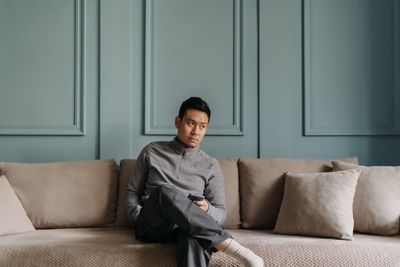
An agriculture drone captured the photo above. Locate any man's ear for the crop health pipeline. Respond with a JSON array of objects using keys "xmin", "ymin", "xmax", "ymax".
[{"xmin": 175, "ymin": 116, "xmax": 181, "ymax": 129}]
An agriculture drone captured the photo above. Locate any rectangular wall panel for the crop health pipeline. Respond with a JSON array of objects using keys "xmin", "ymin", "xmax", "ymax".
[
  {"xmin": 0, "ymin": 0, "xmax": 99, "ymax": 163},
  {"xmin": 259, "ymin": 0, "xmax": 400, "ymax": 165},
  {"xmin": 0, "ymin": 0, "xmax": 85, "ymax": 135},
  {"xmin": 144, "ymin": 0, "xmax": 243, "ymax": 135},
  {"xmin": 304, "ymin": 0, "xmax": 400, "ymax": 135}
]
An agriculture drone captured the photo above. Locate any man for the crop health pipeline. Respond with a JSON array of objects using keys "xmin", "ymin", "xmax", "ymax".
[{"xmin": 126, "ymin": 97, "xmax": 263, "ymax": 267}]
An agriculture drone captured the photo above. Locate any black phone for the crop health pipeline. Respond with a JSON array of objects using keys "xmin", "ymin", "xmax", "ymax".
[{"xmin": 188, "ymin": 193, "xmax": 205, "ymax": 201}]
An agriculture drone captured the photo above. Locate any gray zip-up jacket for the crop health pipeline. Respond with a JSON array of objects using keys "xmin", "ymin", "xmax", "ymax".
[{"xmin": 126, "ymin": 138, "xmax": 226, "ymax": 225}]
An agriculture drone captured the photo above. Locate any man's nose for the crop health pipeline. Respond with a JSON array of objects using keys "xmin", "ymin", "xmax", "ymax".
[{"xmin": 191, "ymin": 125, "xmax": 200, "ymax": 135}]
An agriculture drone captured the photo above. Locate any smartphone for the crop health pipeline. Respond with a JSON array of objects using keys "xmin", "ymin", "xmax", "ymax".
[{"xmin": 188, "ymin": 193, "xmax": 205, "ymax": 201}]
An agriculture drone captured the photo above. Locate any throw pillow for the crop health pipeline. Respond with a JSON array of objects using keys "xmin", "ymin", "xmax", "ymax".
[
  {"xmin": 0, "ymin": 175, "xmax": 35, "ymax": 236},
  {"xmin": 332, "ymin": 161, "xmax": 400, "ymax": 235},
  {"xmin": 274, "ymin": 169, "xmax": 361, "ymax": 240}
]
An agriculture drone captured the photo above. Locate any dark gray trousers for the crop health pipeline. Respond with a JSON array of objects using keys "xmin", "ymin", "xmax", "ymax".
[{"xmin": 135, "ymin": 185, "xmax": 232, "ymax": 267}]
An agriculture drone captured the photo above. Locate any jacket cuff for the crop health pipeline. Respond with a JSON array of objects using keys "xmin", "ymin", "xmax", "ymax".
[
  {"xmin": 206, "ymin": 203, "xmax": 222, "ymax": 224},
  {"xmin": 132, "ymin": 206, "xmax": 142, "ymax": 222}
]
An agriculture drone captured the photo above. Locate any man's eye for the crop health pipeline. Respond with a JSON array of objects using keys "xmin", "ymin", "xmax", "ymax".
[{"xmin": 200, "ymin": 125, "xmax": 206, "ymax": 129}]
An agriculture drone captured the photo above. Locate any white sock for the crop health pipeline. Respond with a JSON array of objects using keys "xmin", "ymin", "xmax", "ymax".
[{"xmin": 223, "ymin": 239, "xmax": 264, "ymax": 267}]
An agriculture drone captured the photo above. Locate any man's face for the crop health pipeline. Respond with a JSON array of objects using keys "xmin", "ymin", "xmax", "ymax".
[{"xmin": 175, "ymin": 109, "xmax": 209, "ymax": 148}]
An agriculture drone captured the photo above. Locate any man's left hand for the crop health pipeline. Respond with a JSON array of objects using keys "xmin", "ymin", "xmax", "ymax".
[{"xmin": 193, "ymin": 199, "xmax": 209, "ymax": 212}]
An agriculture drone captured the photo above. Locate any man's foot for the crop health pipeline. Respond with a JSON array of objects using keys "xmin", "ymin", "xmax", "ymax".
[{"xmin": 223, "ymin": 239, "xmax": 264, "ymax": 267}]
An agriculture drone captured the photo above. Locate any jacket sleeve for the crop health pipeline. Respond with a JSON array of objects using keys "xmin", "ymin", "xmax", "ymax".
[
  {"xmin": 204, "ymin": 159, "xmax": 227, "ymax": 225},
  {"xmin": 126, "ymin": 147, "xmax": 149, "ymax": 225}
]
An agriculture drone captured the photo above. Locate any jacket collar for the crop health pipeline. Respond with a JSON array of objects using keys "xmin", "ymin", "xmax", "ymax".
[{"xmin": 169, "ymin": 137, "xmax": 199, "ymax": 156}]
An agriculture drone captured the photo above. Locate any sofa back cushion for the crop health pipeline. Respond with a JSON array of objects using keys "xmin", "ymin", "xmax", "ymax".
[
  {"xmin": 217, "ymin": 158, "xmax": 241, "ymax": 228},
  {"xmin": 115, "ymin": 159, "xmax": 135, "ymax": 227},
  {"xmin": 116, "ymin": 158, "xmax": 241, "ymax": 229},
  {"xmin": 238, "ymin": 157, "xmax": 358, "ymax": 229},
  {"xmin": 0, "ymin": 160, "xmax": 118, "ymax": 229}
]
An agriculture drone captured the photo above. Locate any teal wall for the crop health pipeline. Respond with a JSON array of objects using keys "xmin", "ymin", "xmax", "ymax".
[
  {"xmin": 1, "ymin": 0, "xmax": 399, "ymax": 165},
  {"xmin": 0, "ymin": 0, "xmax": 99, "ymax": 162},
  {"xmin": 259, "ymin": 0, "xmax": 400, "ymax": 165}
]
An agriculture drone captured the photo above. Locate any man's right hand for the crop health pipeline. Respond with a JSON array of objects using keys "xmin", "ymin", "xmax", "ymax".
[{"xmin": 193, "ymin": 199, "xmax": 209, "ymax": 212}]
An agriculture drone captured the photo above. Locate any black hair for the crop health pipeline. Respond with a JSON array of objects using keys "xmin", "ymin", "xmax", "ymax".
[{"xmin": 178, "ymin": 97, "xmax": 211, "ymax": 122}]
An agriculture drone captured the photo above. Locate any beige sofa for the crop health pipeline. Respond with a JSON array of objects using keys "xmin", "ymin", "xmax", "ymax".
[{"xmin": 1, "ymin": 157, "xmax": 399, "ymax": 266}]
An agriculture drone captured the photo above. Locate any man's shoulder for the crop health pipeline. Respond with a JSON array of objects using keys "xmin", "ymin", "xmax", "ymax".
[
  {"xmin": 143, "ymin": 141, "xmax": 170, "ymax": 151},
  {"xmin": 137, "ymin": 141, "xmax": 171, "ymax": 158}
]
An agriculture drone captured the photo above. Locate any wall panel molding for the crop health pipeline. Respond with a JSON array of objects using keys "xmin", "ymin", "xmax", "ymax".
[
  {"xmin": 303, "ymin": 0, "xmax": 400, "ymax": 136},
  {"xmin": 144, "ymin": 0, "xmax": 244, "ymax": 136},
  {"xmin": 0, "ymin": 0, "xmax": 86, "ymax": 136}
]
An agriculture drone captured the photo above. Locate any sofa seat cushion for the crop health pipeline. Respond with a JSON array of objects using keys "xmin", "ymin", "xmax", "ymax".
[
  {"xmin": 1, "ymin": 228, "xmax": 399, "ymax": 267},
  {"xmin": 0, "ymin": 228, "xmax": 234, "ymax": 267},
  {"xmin": 0, "ymin": 228, "xmax": 176, "ymax": 267},
  {"xmin": 227, "ymin": 230, "xmax": 400, "ymax": 267}
]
